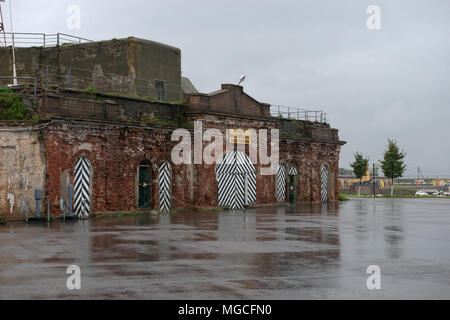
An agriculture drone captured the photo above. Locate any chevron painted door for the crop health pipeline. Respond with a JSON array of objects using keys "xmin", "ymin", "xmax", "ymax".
[
  {"xmin": 277, "ymin": 165, "xmax": 287, "ymax": 202},
  {"xmin": 216, "ymin": 151, "xmax": 256, "ymax": 210},
  {"xmin": 321, "ymin": 164, "xmax": 329, "ymax": 203},
  {"xmin": 158, "ymin": 161, "xmax": 172, "ymax": 212},
  {"xmin": 74, "ymin": 157, "xmax": 92, "ymax": 218}
]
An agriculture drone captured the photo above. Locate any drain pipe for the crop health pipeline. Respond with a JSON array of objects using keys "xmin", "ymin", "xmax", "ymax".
[{"xmin": 47, "ymin": 199, "xmax": 50, "ymax": 222}]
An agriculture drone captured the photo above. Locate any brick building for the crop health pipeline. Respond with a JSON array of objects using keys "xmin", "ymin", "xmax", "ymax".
[{"xmin": 0, "ymin": 35, "xmax": 345, "ymax": 219}]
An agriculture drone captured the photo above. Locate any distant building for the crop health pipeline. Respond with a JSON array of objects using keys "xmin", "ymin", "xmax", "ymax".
[{"xmin": 339, "ymin": 173, "xmax": 392, "ymax": 188}]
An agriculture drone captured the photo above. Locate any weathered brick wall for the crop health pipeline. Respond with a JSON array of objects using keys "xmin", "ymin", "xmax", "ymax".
[
  {"xmin": 41, "ymin": 117, "xmax": 341, "ymax": 216},
  {"xmin": 280, "ymin": 139, "xmax": 341, "ymax": 202},
  {"xmin": 186, "ymin": 85, "xmax": 271, "ymax": 118},
  {"xmin": 44, "ymin": 121, "xmax": 177, "ymax": 214},
  {"xmin": 0, "ymin": 125, "xmax": 46, "ymax": 218}
]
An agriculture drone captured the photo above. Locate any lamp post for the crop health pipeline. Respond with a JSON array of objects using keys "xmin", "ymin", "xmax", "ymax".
[{"xmin": 237, "ymin": 75, "xmax": 246, "ymax": 86}]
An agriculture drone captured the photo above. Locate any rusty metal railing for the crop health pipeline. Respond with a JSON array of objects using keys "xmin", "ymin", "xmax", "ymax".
[
  {"xmin": 34, "ymin": 64, "xmax": 181, "ymax": 101},
  {"xmin": 0, "ymin": 32, "xmax": 94, "ymax": 47},
  {"xmin": 271, "ymin": 105, "xmax": 328, "ymax": 123}
]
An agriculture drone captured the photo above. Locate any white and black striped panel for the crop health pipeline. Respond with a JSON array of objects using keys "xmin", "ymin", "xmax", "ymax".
[
  {"xmin": 216, "ymin": 152, "xmax": 236, "ymax": 176},
  {"xmin": 235, "ymin": 151, "xmax": 256, "ymax": 174},
  {"xmin": 74, "ymin": 157, "xmax": 91, "ymax": 218},
  {"xmin": 216, "ymin": 151, "xmax": 256, "ymax": 210},
  {"xmin": 234, "ymin": 174, "xmax": 246, "ymax": 210},
  {"xmin": 158, "ymin": 161, "xmax": 172, "ymax": 212},
  {"xmin": 218, "ymin": 173, "xmax": 235, "ymax": 207},
  {"xmin": 289, "ymin": 165, "xmax": 298, "ymax": 176},
  {"xmin": 321, "ymin": 164, "xmax": 329, "ymax": 203},
  {"xmin": 246, "ymin": 171, "xmax": 256, "ymax": 205},
  {"xmin": 277, "ymin": 164, "xmax": 287, "ymax": 202}
]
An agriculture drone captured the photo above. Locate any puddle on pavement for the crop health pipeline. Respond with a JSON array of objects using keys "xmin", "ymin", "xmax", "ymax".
[{"xmin": 1, "ymin": 199, "xmax": 450, "ymax": 299}]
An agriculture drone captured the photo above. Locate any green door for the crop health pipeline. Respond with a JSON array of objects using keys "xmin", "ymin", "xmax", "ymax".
[
  {"xmin": 139, "ymin": 162, "xmax": 152, "ymax": 208},
  {"xmin": 289, "ymin": 175, "xmax": 295, "ymax": 204}
]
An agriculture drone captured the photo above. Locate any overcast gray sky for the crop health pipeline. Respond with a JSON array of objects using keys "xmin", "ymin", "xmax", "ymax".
[{"xmin": 3, "ymin": 0, "xmax": 450, "ymax": 178}]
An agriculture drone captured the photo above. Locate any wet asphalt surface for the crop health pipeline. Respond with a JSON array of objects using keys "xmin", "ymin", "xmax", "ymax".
[{"xmin": 0, "ymin": 198, "xmax": 449, "ymax": 300}]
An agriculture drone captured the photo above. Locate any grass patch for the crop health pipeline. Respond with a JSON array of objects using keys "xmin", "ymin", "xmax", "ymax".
[
  {"xmin": 171, "ymin": 207, "xmax": 224, "ymax": 214},
  {"xmin": 347, "ymin": 194, "xmax": 450, "ymax": 199},
  {"xmin": 180, "ymin": 122, "xmax": 194, "ymax": 128},
  {"xmin": 196, "ymin": 207, "xmax": 224, "ymax": 213},
  {"xmin": 152, "ymin": 119, "xmax": 178, "ymax": 127},
  {"xmin": 382, "ymin": 195, "xmax": 450, "ymax": 199},
  {"xmin": 95, "ymin": 210, "xmax": 151, "ymax": 219},
  {"xmin": 171, "ymin": 207, "xmax": 194, "ymax": 214},
  {"xmin": 339, "ymin": 194, "xmax": 350, "ymax": 201}
]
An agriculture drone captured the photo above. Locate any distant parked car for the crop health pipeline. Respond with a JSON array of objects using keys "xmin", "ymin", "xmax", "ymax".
[{"xmin": 415, "ymin": 191, "xmax": 428, "ymax": 196}]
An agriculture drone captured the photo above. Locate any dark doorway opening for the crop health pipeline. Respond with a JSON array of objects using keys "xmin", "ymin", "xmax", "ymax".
[
  {"xmin": 289, "ymin": 175, "xmax": 295, "ymax": 204},
  {"xmin": 139, "ymin": 160, "xmax": 152, "ymax": 209}
]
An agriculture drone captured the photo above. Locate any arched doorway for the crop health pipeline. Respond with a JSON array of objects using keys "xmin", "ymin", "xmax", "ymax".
[
  {"xmin": 158, "ymin": 161, "xmax": 172, "ymax": 212},
  {"xmin": 288, "ymin": 165, "xmax": 298, "ymax": 204},
  {"xmin": 276, "ymin": 164, "xmax": 287, "ymax": 203},
  {"xmin": 74, "ymin": 157, "xmax": 92, "ymax": 218},
  {"xmin": 138, "ymin": 160, "xmax": 152, "ymax": 209},
  {"xmin": 321, "ymin": 164, "xmax": 330, "ymax": 203},
  {"xmin": 216, "ymin": 151, "xmax": 256, "ymax": 210}
]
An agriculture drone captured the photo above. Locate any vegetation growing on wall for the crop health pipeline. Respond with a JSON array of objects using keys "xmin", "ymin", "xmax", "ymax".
[
  {"xmin": 0, "ymin": 88, "xmax": 34, "ymax": 120},
  {"xmin": 84, "ymin": 86, "xmax": 98, "ymax": 95}
]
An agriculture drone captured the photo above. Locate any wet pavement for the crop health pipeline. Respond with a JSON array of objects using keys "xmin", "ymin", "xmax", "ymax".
[{"xmin": 0, "ymin": 198, "xmax": 450, "ymax": 300}]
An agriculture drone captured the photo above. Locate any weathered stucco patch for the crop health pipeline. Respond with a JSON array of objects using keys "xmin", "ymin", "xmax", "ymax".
[{"xmin": 0, "ymin": 129, "xmax": 46, "ymax": 215}]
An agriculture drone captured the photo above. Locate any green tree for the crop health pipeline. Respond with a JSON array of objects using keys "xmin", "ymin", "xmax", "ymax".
[
  {"xmin": 380, "ymin": 139, "xmax": 407, "ymax": 196},
  {"xmin": 350, "ymin": 152, "xmax": 369, "ymax": 196}
]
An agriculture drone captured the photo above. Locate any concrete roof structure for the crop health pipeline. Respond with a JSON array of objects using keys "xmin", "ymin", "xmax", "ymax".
[{"xmin": 181, "ymin": 77, "xmax": 199, "ymax": 95}]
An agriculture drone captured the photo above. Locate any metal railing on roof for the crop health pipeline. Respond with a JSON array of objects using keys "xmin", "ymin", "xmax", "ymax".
[
  {"xmin": 34, "ymin": 64, "xmax": 181, "ymax": 101},
  {"xmin": 0, "ymin": 32, "xmax": 94, "ymax": 47},
  {"xmin": 271, "ymin": 105, "xmax": 328, "ymax": 123}
]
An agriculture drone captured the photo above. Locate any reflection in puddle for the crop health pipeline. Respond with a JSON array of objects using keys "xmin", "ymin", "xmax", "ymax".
[{"xmin": 1, "ymin": 199, "xmax": 450, "ymax": 299}]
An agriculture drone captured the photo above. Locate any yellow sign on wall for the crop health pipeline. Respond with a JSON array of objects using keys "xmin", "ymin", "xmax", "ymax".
[{"xmin": 229, "ymin": 129, "xmax": 251, "ymax": 145}]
